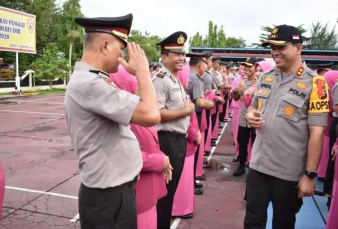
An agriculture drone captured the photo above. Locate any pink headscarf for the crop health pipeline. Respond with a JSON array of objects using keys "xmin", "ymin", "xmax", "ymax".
[
  {"xmin": 255, "ymin": 61, "xmax": 274, "ymax": 72},
  {"xmin": 177, "ymin": 63, "xmax": 190, "ymax": 88},
  {"xmin": 324, "ymin": 70, "xmax": 338, "ymax": 111},
  {"xmin": 109, "ymin": 65, "xmax": 138, "ymax": 94},
  {"xmin": 238, "ymin": 65, "xmax": 245, "ymax": 77}
]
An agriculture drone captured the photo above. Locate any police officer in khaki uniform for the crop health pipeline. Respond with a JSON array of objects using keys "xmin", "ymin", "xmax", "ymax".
[
  {"xmin": 233, "ymin": 57, "xmax": 258, "ymax": 177},
  {"xmin": 245, "ymin": 25, "xmax": 329, "ymax": 229},
  {"xmin": 65, "ymin": 14, "xmax": 160, "ymax": 229},
  {"xmin": 152, "ymin": 32, "xmax": 195, "ymax": 229},
  {"xmin": 185, "ymin": 52, "xmax": 215, "ymax": 194}
]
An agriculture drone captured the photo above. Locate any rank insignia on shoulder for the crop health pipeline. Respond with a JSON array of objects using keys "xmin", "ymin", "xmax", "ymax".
[
  {"xmin": 89, "ymin": 69, "xmax": 109, "ymax": 77},
  {"xmin": 157, "ymin": 71, "xmax": 166, "ymax": 78},
  {"xmin": 296, "ymin": 67, "xmax": 304, "ymax": 77},
  {"xmin": 104, "ymin": 78, "xmax": 119, "ymax": 89},
  {"xmin": 265, "ymin": 76, "xmax": 274, "ymax": 83}
]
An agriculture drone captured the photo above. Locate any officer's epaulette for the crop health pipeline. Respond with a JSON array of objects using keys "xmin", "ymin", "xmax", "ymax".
[
  {"xmin": 89, "ymin": 69, "xmax": 110, "ymax": 77},
  {"xmin": 308, "ymin": 69, "xmax": 318, "ymax": 77},
  {"xmin": 156, "ymin": 71, "xmax": 167, "ymax": 78}
]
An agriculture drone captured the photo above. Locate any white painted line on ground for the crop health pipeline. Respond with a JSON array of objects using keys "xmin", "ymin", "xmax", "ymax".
[
  {"xmin": 7, "ymin": 100, "xmax": 64, "ymax": 105},
  {"xmin": 207, "ymin": 121, "xmax": 228, "ymax": 162},
  {"xmin": 170, "ymin": 217, "xmax": 181, "ymax": 229},
  {"xmin": 70, "ymin": 213, "xmax": 80, "ymax": 222},
  {"xmin": 21, "ymin": 96, "xmax": 65, "ymax": 102},
  {"xmin": 5, "ymin": 186, "xmax": 78, "ymax": 199},
  {"xmin": 0, "ymin": 110, "xmax": 64, "ymax": 116}
]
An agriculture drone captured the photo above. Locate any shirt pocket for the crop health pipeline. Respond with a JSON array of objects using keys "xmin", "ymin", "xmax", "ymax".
[
  {"xmin": 277, "ymin": 93, "xmax": 306, "ymax": 122},
  {"xmin": 256, "ymin": 89, "xmax": 271, "ymax": 113}
]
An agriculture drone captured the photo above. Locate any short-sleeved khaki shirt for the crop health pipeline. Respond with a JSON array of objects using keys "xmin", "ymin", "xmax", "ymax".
[
  {"xmin": 152, "ymin": 65, "xmax": 190, "ymax": 134},
  {"xmin": 64, "ymin": 61, "xmax": 142, "ymax": 188},
  {"xmin": 186, "ymin": 69, "xmax": 205, "ymax": 113},
  {"xmin": 238, "ymin": 77, "xmax": 256, "ymax": 128},
  {"xmin": 250, "ymin": 62, "xmax": 329, "ymax": 182}
]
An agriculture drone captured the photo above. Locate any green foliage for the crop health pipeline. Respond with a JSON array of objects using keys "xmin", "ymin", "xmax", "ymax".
[
  {"xmin": 303, "ymin": 22, "xmax": 338, "ymax": 50},
  {"xmin": 252, "ymin": 25, "xmax": 308, "ymax": 48},
  {"xmin": 128, "ymin": 30, "xmax": 162, "ymax": 62},
  {"xmin": 31, "ymin": 43, "xmax": 68, "ymax": 90},
  {"xmin": 0, "ymin": 68, "xmax": 16, "ymax": 80},
  {"xmin": 189, "ymin": 21, "xmax": 246, "ymax": 49}
]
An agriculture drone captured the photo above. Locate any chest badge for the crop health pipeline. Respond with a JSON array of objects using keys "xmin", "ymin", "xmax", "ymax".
[
  {"xmin": 284, "ymin": 107, "xmax": 294, "ymax": 116},
  {"xmin": 296, "ymin": 82, "xmax": 307, "ymax": 90},
  {"xmin": 265, "ymin": 76, "xmax": 274, "ymax": 83}
]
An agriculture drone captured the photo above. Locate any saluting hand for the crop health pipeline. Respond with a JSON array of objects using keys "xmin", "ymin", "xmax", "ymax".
[
  {"xmin": 245, "ymin": 108, "xmax": 265, "ymax": 128},
  {"xmin": 119, "ymin": 42, "xmax": 149, "ymax": 77}
]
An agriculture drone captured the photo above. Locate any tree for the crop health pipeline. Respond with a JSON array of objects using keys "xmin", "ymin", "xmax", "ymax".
[
  {"xmin": 225, "ymin": 37, "xmax": 246, "ymax": 48},
  {"xmin": 251, "ymin": 25, "xmax": 308, "ymax": 48},
  {"xmin": 31, "ymin": 43, "xmax": 68, "ymax": 90},
  {"xmin": 303, "ymin": 22, "xmax": 338, "ymax": 50},
  {"xmin": 57, "ymin": 0, "xmax": 84, "ymax": 80},
  {"xmin": 128, "ymin": 30, "xmax": 162, "ymax": 62},
  {"xmin": 217, "ymin": 25, "xmax": 226, "ymax": 48}
]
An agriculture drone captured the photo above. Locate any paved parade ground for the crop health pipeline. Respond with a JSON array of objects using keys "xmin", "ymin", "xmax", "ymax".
[{"xmin": 0, "ymin": 93, "xmax": 329, "ymax": 229}]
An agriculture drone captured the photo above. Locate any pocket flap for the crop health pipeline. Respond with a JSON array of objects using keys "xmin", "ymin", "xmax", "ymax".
[{"xmin": 282, "ymin": 93, "xmax": 305, "ymax": 108}]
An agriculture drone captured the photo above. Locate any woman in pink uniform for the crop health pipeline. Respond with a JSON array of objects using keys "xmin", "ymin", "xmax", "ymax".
[{"xmin": 110, "ymin": 66, "xmax": 169, "ymax": 229}]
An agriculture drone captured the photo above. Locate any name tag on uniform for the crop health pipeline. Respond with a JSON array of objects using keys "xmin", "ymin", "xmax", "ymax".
[{"xmin": 172, "ymin": 88, "xmax": 180, "ymax": 92}]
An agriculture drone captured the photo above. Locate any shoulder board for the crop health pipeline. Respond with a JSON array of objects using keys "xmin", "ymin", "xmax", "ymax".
[
  {"xmin": 89, "ymin": 69, "xmax": 109, "ymax": 77},
  {"xmin": 308, "ymin": 69, "xmax": 318, "ymax": 77},
  {"xmin": 156, "ymin": 71, "xmax": 167, "ymax": 78}
]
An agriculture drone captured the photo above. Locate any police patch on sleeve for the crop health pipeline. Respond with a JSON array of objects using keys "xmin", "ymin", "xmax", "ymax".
[{"xmin": 308, "ymin": 76, "xmax": 330, "ymax": 114}]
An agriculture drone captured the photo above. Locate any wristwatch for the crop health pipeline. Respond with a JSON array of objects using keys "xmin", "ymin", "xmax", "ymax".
[{"xmin": 305, "ymin": 170, "xmax": 318, "ymax": 179}]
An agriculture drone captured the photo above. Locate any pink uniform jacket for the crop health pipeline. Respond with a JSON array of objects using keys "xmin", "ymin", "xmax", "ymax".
[
  {"xmin": 131, "ymin": 124, "xmax": 167, "ymax": 214},
  {"xmin": 186, "ymin": 111, "xmax": 200, "ymax": 157}
]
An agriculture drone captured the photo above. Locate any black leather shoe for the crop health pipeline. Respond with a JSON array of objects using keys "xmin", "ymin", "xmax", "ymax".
[
  {"xmin": 195, "ymin": 176, "xmax": 205, "ymax": 181},
  {"xmin": 223, "ymin": 119, "xmax": 229, "ymax": 122},
  {"xmin": 194, "ymin": 188, "xmax": 203, "ymax": 195},
  {"xmin": 232, "ymin": 156, "xmax": 238, "ymax": 162},
  {"xmin": 179, "ymin": 213, "xmax": 193, "ymax": 219},
  {"xmin": 204, "ymin": 151, "xmax": 210, "ymax": 156},
  {"xmin": 233, "ymin": 166, "xmax": 245, "ymax": 176},
  {"xmin": 211, "ymin": 138, "xmax": 218, "ymax": 141},
  {"xmin": 195, "ymin": 183, "xmax": 203, "ymax": 188},
  {"xmin": 211, "ymin": 143, "xmax": 217, "ymax": 147},
  {"xmin": 203, "ymin": 163, "xmax": 211, "ymax": 169},
  {"xmin": 203, "ymin": 161, "xmax": 208, "ymax": 164},
  {"xmin": 218, "ymin": 125, "xmax": 223, "ymax": 129}
]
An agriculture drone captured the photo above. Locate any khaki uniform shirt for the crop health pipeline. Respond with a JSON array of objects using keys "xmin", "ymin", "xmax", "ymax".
[
  {"xmin": 65, "ymin": 61, "xmax": 142, "ymax": 188},
  {"xmin": 211, "ymin": 69, "xmax": 222, "ymax": 94},
  {"xmin": 238, "ymin": 77, "xmax": 256, "ymax": 128},
  {"xmin": 153, "ymin": 65, "xmax": 190, "ymax": 134},
  {"xmin": 203, "ymin": 71, "xmax": 212, "ymax": 91},
  {"xmin": 250, "ymin": 62, "xmax": 329, "ymax": 182},
  {"xmin": 186, "ymin": 69, "xmax": 205, "ymax": 113}
]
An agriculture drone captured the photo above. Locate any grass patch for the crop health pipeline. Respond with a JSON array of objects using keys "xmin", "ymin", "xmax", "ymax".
[
  {"xmin": 38, "ymin": 89, "xmax": 66, "ymax": 95},
  {"xmin": 0, "ymin": 88, "xmax": 66, "ymax": 96}
]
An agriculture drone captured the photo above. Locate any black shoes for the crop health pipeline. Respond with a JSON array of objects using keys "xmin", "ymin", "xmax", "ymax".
[
  {"xmin": 195, "ymin": 183, "xmax": 203, "ymax": 188},
  {"xmin": 232, "ymin": 156, "xmax": 238, "ymax": 162},
  {"xmin": 204, "ymin": 151, "xmax": 210, "ymax": 156},
  {"xmin": 203, "ymin": 163, "xmax": 211, "ymax": 169},
  {"xmin": 178, "ymin": 213, "xmax": 193, "ymax": 219},
  {"xmin": 195, "ymin": 176, "xmax": 205, "ymax": 181},
  {"xmin": 194, "ymin": 188, "xmax": 203, "ymax": 195},
  {"xmin": 233, "ymin": 166, "xmax": 246, "ymax": 176}
]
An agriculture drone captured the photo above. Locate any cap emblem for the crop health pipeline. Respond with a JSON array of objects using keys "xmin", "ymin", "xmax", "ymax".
[{"xmin": 177, "ymin": 34, "xmax": 185, "ymax": 45}]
